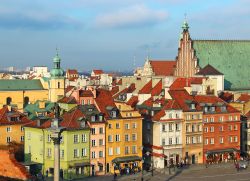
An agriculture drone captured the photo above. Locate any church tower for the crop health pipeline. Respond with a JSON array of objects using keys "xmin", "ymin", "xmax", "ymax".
[
  {"xmin": 49, "ymin": 52, "xmax": 65, "ymax": 102},
  {"xmin": 174, "ymin": 20, "xmax": 200, "ymax": 77}
]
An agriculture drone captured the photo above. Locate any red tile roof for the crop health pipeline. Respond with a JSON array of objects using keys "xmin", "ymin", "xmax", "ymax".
[
  {"xmin": 196, "ymin": 64, "xmax": 223, "ymax": 75},
  {"xmin": 0, "ymin": 149, "xmax": 31, "ymax": 180},
  {"xmin": 58, "ymin": 96, "xmax": 77, "ymax": 104},
  {"xmin": 93, "ymin": 69, "xmax": 104, "ymax": 75},
  {"xmin": 219, "ymin": 92, "xmax": 234, "ymax": 103},
  {"xmin": 170, "ymin": 77, "xmax": 203, "ymax": 90},
  {"xmin": 65, "ymin": 86, "xmax": 75, "ymax": 94},
  {"xmin": 114, "ymin": 83, "xmax": 136, "ymax": 99},
  {"xmin": 67, "ymin": 69, "xmax": 78, "ymax": 75},
  {"xmin": 237, "ymin": 94, "xmax": 250, "ymax": 102},
  {"xmin": 151, "ymin": 80, "xmax": 162, "ymax": 96},
  {"xmin": 149, "ymin": 60, "xmax": 176, "ymax": 76},
  {"xmin": 110, "ymin": 86, "xmax": 119, "ymax": 96},
  {"xmin": 60, "ymin": 108, "xmax": 87, "ymax": 129},
  {"xmin": 126, "ymin": 96, "xmax": 139, "ymax": 108},
  {"xmin": 79, "ymin": 90, "xmax": 94, "ymax": 97},
  {"xmin": 95, "ymin": 89, "xmax": 117, "ymax": 119},
  {"xmin": 139, "ymin": 80, "xmax": 152, "ymax": 94}
]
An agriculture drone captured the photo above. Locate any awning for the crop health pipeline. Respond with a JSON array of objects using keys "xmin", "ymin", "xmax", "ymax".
[
  {"xmin": 74, "ymin": 162, "xmax": 91, "ymax": 167},
  {"xmin": 112, "ymin": 156, "xmax": 142, "ymax": 164},
  {"xmin": 206, "ymin": 148, "xmax": 239, "ymax": 155}
]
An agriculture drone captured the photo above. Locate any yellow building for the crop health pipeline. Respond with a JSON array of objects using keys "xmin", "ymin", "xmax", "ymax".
[
  {"xmin": 95, "ymin": 89, "xmax": 143, "ymax": 174},
  {"xmin": 0, "ymin": 53, "xmax": 65, "ymax": 111},
  {"xmin": 229, "ymin": 94, "xmax": 250, "ymax": 115}
]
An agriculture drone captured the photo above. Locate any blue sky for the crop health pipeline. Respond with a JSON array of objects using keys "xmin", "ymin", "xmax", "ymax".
[{"xmin": 0, "ymin": 0, "xmax": 249, "ymax": 71}]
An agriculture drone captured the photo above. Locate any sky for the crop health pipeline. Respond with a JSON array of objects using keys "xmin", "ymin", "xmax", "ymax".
[{"xmin": 1, "ymin": 0, "xmax": 250, "ymax": 71}]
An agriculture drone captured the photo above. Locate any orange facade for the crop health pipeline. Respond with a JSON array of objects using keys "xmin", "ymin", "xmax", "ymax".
[{"xmin": 0, "ymin": 124, "xmax": 25, "ymax": 145}]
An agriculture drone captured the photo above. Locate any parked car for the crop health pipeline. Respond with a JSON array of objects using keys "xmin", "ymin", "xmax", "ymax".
[{"xmin": 239, "ymin": 160, "xmax": 248, "ymax": 169}]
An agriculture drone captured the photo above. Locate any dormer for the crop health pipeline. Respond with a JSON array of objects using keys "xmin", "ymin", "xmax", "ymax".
[
  {"xmin": 99, "ymin": 114, "xmax": 104, "ymax": 121},
  {"xmin": 106, "ymin": 106, "xmax": 118, "ymax": 118},
  {"xmin": 221, "ymin": 105, "xmax": 226, "ymax": 112},
  {"xmin": 111, "ymin": 110, "xmax": 117, "ymax": 118},
  {"xmin": 204, "ymin": 106, "xmax": 208, "ymax": 113},
  {"xmin": 210, "ymin": 106, "xmax": 215, "ymax": 112},
  {"xmin": 91, "ymin": 115, "xmax": 96, "ymax": 122},
  {"xmin": 190, "ymin": 102, "xmax": 196, "ymax": 110}
]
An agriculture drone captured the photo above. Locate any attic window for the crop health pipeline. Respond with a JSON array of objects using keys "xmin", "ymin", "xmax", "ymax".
[
  {"xmin": 111, "ymin": 111, "xmax": 117, "ymax": 118},
  {"xmin": 99, "ymin": 115, "xmax": 103, "ymax": 121},
  {"xmin": 91, "ymin": 115, "xmax": 96, "ymax": 122},
  {"xmin": 10, "ymin": 116, "xmax": 19, "ymax": 122},
  {"xmin": 221, "ymin": 106, "xmax": 226, "ymax": 112},
  {"xmin": 210, "ymin": 106, "xmax": 215, "ymax": 112},
  {"xmin": 191, "ymin": 103, "xmax": 195, "ymax": 110},
  {"xmin": 204, "ymin": 107, "xmax": 208, "ymax": 112},
  {"xmin": 88, "ymin": 108, "xmax": 93, "ymax": 112}
]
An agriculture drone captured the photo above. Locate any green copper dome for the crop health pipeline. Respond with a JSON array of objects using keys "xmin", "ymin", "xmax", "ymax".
[{"xmin": 50, "ymin": 53, "xmax": 64, "ymax": 77}]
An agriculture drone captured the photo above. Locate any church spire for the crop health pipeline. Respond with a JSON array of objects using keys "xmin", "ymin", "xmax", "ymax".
[{"xmin": 182, "ymin": 13, "xmax": 189, "ymax": 32}]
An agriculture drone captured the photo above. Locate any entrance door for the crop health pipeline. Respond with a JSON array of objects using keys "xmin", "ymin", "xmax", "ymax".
[
  {"xmin": 192, "ymin": 155, "xmax": 195, "ymax": 164},
  {"xmin": 176, "ymin": 154, "xmax": 179, "ymax": 164},
  {"xmin": 106, "ymin": 163, "xmax": 110, "ymax": 173},
  {"xmin": 92, "ymin": 165, "xmax": 95, "ymax": 176}
]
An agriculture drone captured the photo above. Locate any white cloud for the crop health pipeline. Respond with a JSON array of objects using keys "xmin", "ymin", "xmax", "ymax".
[{"xmin": 94, "ymin": 4, "xmax": 168, "ymax": 28}]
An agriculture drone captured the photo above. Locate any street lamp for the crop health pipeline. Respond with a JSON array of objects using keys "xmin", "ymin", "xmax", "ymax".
[{"xmin": 47, "ymin": 103, "xmax": 65, "ymax": 181}]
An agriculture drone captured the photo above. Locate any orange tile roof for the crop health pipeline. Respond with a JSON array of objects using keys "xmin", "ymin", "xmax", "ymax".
[
  {"xmin": 58, "ymin": 96, "xmax": 77, "ymax": 104},
  {"xmin": 67, "ymin": 69, "xmax": 78, "ymax": 75},
  {"xmin": 237, "ymin": 94, "xmax": 250, "ymax": 102},
  {"xmin": 170, "ymin": 77, "xmax": 203, "ymax": 90},
  {"xmin": 219, "ymin": 92, "xmax": 234, "ymax": 103},
  {"xmin": 65, "ymin": 86, "xmax": 75, "ymax": 94},
  {"xmin": 60, "ymin": 108, "xmax": 87, "ymax": 129},
  {"xmin": 149, "ymin": 60, "xmax": 176, "ymax": 76},
  {"xmin": 126, "ymin": 96, "xmax": 138, "ymax": 108},
  {"xmin": 0, "ymin": 149, "xmax": 31, "ymax": 180},
  {"xmin": 114, "ymin": 83, "xmax": 136, "ymax": 99},
  {"xmin": 93, "ymin": 69, "xmax": 104, "ymax": 75},
  {"xmin": 110, "ymin": 86, "xmax": 119, "ymax": 96},
  {"xmin": 139, "ymin": 80, "xmax": 152, "ymax": 94},
  {"xmin": 151, "ymin": 80, "xmax": 162, "ymax": 96},
  {"xmin": 79, "ymin": 90, "xmax": 94, "ymax": 97}
]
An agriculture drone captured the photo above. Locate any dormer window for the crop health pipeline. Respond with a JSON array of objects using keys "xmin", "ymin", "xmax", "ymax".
[
  {"xmin": 88, "ymin": 108, "xmax": 93, "ymax": 112},
  {"xmin": 111, "ymin": 111, "xmax": 117, "ymax": 118},
  {"xmin": 151, "ymin": 111, "xmax": 154, "ymax": 116},
  {"xmin": 99, "ymin": 115, "xmax": 103, "ymax": 121},
  {"xmin": 10, "ymin": 116, "xmax": 19, "ymax": 122},
  {"xmin": 204, "ymin": 107, "xmax": 208, "ymax": 113},
  {"xmin": 221, "ymin": 106, "xmax": 226, "ymax": 112},
  {"xmin": 191, "ymin": 103, "xmax": 195, "ymax": 110},
  {"xmin": 91, "ymin": 115, "xmax": 96, "ymax": 122},
  {"xmin": 210, "ymin": 106, "xmax": 215, "ymax": 112}
]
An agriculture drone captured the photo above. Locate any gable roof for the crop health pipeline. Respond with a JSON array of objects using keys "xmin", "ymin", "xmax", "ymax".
[
  {"xmin": 0, "ymin": 79, "xmax": 44, "ymax": 91},
  {"xmin": 196, "ymin": 64, "xmax": 223, "ymax": 75},
  {"xmin": 149, "ymin": 60, "xmax": 176, "ymax": 76},
  {"xmin": 193, "ymin": 40, "xmax": 250, "ymax": 90}
]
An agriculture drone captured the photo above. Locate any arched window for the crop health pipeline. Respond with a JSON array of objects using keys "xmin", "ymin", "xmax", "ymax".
[
  {"xmin": 6, "ymin": 97, "xmax": 12, "ymax": 105},
  {"xmin": 24, "ymin": 97, "xmax": 29, "ymax": 107}
]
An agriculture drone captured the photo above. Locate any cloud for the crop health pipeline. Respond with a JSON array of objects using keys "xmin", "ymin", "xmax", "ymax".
[
  {"xmin": 94, "ymin": 4, "xmax": 168, "ymax": 28},
  {"xmin": 0, "ymin": 10, "xmax": 82, "ymax": 30}
]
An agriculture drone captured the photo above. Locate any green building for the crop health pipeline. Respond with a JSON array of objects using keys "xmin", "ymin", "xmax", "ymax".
[{"xmin": 24, "ymin": 108, "xmax": 91, "ymax": 180}]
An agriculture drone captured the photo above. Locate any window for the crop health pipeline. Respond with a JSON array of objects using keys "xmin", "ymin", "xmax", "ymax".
[
  {"xmin": 169, "ymin": 113, "xmax": 172, "ymax": 119},
  {"xmin": 108, "ymin": 135, "xmax": 113, "ymax": 142},
  {"xmin": 162, "ymin": 124, "xmax": 166, "ymax": 132},
  {"xmin": 198, "ymin": 124, "xmax": 202, "ymax": 132},
  {"xmin": 169, "ymin": 124, "xmax": 173, "ymax": 132},
  {"xmin": 220, "ymin": 137, "xmax": 224, "ymax": 144},
  {"xmin": 82, "ymin": 134, "xmax": 87, "ymax": 142},
  {"xmin": 205, "ymin": 138, "xmax": 209, "ymax": 145},
  {"xmin": 125, "ymin": 123, "xmax": 130, "ymax": 129},
  {"xmin": 147, "ymin": 123, "xmax": 150, "ymax": 130},
  {"xmin": 99, "ymin": 127, "xmax": 104, "ymax": 134},
  {"xmin": 58, "ymin": 82, "xmax": 60, "ymax": 88},
  {"xmin": 99, "ymin": 115, "xmax": 103, "ymax": 121},
  {"xmin": 125, "ymin": 134, "xmax": 130, "ymax": 142},
  {"xmin": 204, "ymin": 107, "xmax": 208, "ymax": 112},
  {"xmin": 82, "ymin": 148, "xmax": 87, "ymax": 157},
  {"xmin": 219, "ymin": 116, "xmax": 224, "ymax": 122},
  {"xmin": 115, "ymin": 134, "xmax": 120, "ymax": 142},
  {"xmin": 6, "ymin": 127, "xmax": 11, "ymax": 132},
  {"xmin": 186, "ymin": 137, "xmax": 190, "ymax": 144},
  {"xmin": 91, "ymin": 116, "xmax": 96, "ymax": 122},
  {"xmin": 92, "ymin": 152, "xmax": 96, "ymax": 159},
  {"xmin": 111, "ymin": 111, "xmax": 117, "ymax": 118},
  {"xmin": 176, "ymin": 124, "xmax": 180, "ymax": 131},
  {"xmin": 204, "ymin": 127, "xmax": 208, "ymax": 133},
  {"xmin": 108, "ymin": 147, "xmax": 113, "ymax": 155},
  {"xmin": 47, "ymin": 134, "xmax": 51, "ymax": 142},
  {"xmin": 99, "ymin": 151, "xmax": 103, "ymax": 158},
  {"xmin": 234, "ymin": 116, "xmax": 238, "ymax": 121},
  {"xmin": 229, "ymin": 116, "xmax": 233, "ymax": 121},
  {"xmin": 210, "ymin": 106, "xmax": 215, "ymax": 112},
  {"xmin": 176, "ymin": 137, "xmax": 180, "ymax": 144},
  {"xmin": 108, "ymin": 124, "xmax": 112, "ymax": 129},
  {"xmin": 210, "ymin": 117, "xmax": 214, "ymax": 122},
  {"xmin": 125, "ymin": 146, "xmax": 130, "ymax": 154},
  {"xmin": 74, "ymin": 135, "xmax": 80, "ymax": 143},
  {"xmin": 191, "ymin": 103, "xmax": 195, "ymax": 110},
  {"xmin": 162, "ymin": 139, "xmax": 166, "ymax": 145},
  {"xmin": 91, "ymin": 128, "xmax": 96, "ymax": 135},
  {"xmin": 191, "ymin": 137, "xmax": 196, "ymax": 144},
  {"xmin": 27, "ymin": 132, "xmax": 31, "ymax": 140},
  {"xmin": 234, "ymin": 125, "xmax": 238, "ymax": 130},
  {"xmin": 210, "ymin": 138, "xmax": 214, "ymax": 144},
  {"xmin": 21, "ymin": 126, "xmax": 24, "ymax": 132},
  {"xmin": 60, "ymin": 149, "xmax": 64, "ymax": 159},
  {"xmin": 169, "ymin": 137, "xmax": 173, "ymax": 145},
  {"xmin": 186, "ymin": 124, "xmax": 190, "ymax": 132},
  {"xmin": 229, "ymin": 136, "xmax": 233, "ymax": 143},
  {"xmin": 74, "ymin": 149, "xmax": 79, "ymax": 158},
  {"xmin": 47, "ymin": 148, "xmax": 52, "ymax": 157},
  {"xmin": 229, "ymin": 125, "xmax": 233, "ymax": 131},
  {"xmin": 99, "ymin": 139, "xmax": 103, "ymax": 146},
  {"xmin": 219, "ymin": 126, "xmax": 224, "ymax": 132},
  {"xmin": 116, "ymin": 123, "xmax": 120, "ymax": 129},
  {"xmin": 6, "ymin": 137, "xmax": 11, "ymax": 143},
  {"xmin": 204, "ymin": 118, "xmax": 209, "ymax": 123},
  {"xmin": 192, "ymin": 125, "xmax": 195, "ymax": 132},
  {"xmin": 176, "ymin": 113, "xmax": 179, "ymax": 118},
  {"xmin": 132, "ymin": 123, "xmax": 137, "ymax": 129},
  {"xmin": 132, "ymin": 134, "xmax": 137, "ymax": 141},
  {"xmin": 21, "ymin": 136, "xmax": 24, "ymax": 142},
  {"xmin": 115, "ymin": 147, "xmax": 120, "ymax": 155},
  {"xmin": 210, "ymin": 127, "xmax": 214, "ymax": 132},
  {"xmin": 81, "ymin": 100, "xmax": 84, "ymax": 105},
  {"xmin": 234, "ymin": 136, "xmax": 238, "ymax": 142},
  {"xmin": 197, "ymin": 136, "xmax": 202, "ymax": 143},
  {"xmin": 92, "ymin": 140, "xmax": 96, "ymax": 147},
  {"xmin": 132, "ymin": 146, "xmax": 137, "ymax": 154}
]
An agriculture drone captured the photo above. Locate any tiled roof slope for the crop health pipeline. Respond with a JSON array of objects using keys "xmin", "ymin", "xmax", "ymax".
[
  {"xmin": 170, "ymin": 77, "xmax": 203, "ymax": 90},
  {"xmin": 0, "ymin": 149, "xmax": 31, "ymax": 180},
  {"xmin": 193, "ymin": 40, "xmax": 250, "ymax": 90},
  {"xmin": 0, "ymin": 79, "xmax": 44, "ymax": 91},
  {"xmin": 139, "ymin": 80, "xmax": 152, "ymax": 94},
  {"xmin": 139, "ymin": 80, "xmax": 163, "ymax": 96},
  {"xmin": 237, "ymin": 94, "xmax": 250, "ymax": 102},
  {"xmin": 196, "ymin": 64, "xmax": 223, "ymax": 75},
  {"xmin": 149, "ymin": 60, "xmax": 176, "ymax": 76},
  {"xmin": 151, "ymin": 80, "xmax": 162, "ymax": 96},
  {"xmin": 219, "ymin": 92, "xmax": 234, "ymax": 103},
  {"xmin": 126, "ymin": 96, "xmax": 138, "ymax": 108}
]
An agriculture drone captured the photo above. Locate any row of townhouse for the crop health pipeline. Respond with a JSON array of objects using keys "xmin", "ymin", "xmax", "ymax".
[
  {"xmin": 24, "ymin": 88, "xmax": 143, "ymax": 179},
  {"xmin": 139, "ymin": 89, "xmax": 241, "ymax": 169}
]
